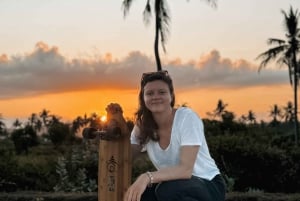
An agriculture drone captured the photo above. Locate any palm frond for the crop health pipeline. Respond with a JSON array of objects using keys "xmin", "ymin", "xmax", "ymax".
[
  {"xmin": 282, "ymin": 7, "xmax": 300, "ymax": 37},
  {"xmin": 257, "ymin": 45, "xmax": 288, "ymax": 71},
  {"xmin": 267, "ymin": 38, "xmax": 286, "ymax": 46},
  {"xmin": 158, "ymin": 0, "xmax": 170, "ymax": 53},
  {"xmin": 143, "ymin": 0, "xmax": 152, "ymax": 25},
  {"xmin": 122, "ymin": 0, "xmax": 134, "ymax": 17}
]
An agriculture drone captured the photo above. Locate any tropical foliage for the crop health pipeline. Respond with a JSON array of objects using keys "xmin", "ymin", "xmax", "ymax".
[
  {"xmin": 54, "ymin": 146, "xmax": 97, "ymax": 192},
  {"xmin": 257, "ymin": 6, "xmax": 300, "ymax": 146},
  {"xmin": 0, "ymin": 99, "xmax": 300, "ymax": 193}
]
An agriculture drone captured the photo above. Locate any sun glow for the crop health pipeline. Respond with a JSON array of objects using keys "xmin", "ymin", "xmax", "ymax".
[
  {"xmin": 100, "ymin": 115, "xmax": 107, "ymax": 123},
  {"xmin": 0, "ymin": 88, "xmax": 139, "ymax": 125}
]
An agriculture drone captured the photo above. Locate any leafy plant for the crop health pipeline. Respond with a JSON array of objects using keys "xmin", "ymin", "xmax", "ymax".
[{"xmin": 53, "ymin": 146, "xmax": 97, "ymax": 192}]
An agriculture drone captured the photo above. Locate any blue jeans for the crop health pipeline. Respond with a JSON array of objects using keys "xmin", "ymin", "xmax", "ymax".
[{"xmin": 141, "ymin": 174, "xmax": 226, "ymax": 201}]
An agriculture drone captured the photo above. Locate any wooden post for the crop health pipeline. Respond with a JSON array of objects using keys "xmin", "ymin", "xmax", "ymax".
[{"xmin": 97, "ymin": 103, "xmax": 131, "ymax": 201}]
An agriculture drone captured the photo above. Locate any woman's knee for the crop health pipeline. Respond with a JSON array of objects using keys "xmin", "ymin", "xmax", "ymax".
[
  {"xmin": 155, "ymin": 177, "xmax": 225, "ymax": 201},
  {"xmin": 155, "ymin": 179, "xmax": 202, "ymax": 201}
]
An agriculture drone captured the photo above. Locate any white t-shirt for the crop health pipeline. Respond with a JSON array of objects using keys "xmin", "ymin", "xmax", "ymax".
[{"xmin": 131, "ymin": 107, "xmax": 220, "ymax": 180}]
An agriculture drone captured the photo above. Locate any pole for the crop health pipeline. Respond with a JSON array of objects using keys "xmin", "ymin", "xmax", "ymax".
[{"xmin": 83, "ymin": 103, "xmax": 132, "ymax": 201}]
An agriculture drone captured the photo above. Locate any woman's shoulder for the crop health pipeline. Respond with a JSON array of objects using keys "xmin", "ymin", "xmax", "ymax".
[
  {"xmin": 175, "ymin": 106, "xmax": 201, "ymax": 120},
  {"xmin": 176, "ymin": 106, "xmax": 197, "ymax": 115},
  {"xmin": 173, "ymin": 107, "xmax": 204, "ymax": 132}
]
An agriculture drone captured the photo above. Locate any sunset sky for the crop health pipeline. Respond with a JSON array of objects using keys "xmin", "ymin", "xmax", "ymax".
[{"xmin": 0, "ymin": 0, "xmax": 300, "ymax": 127}]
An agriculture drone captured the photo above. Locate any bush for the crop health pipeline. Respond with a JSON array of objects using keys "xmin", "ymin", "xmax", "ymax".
[
  {"xmin": 208, "ymin": 134, "xmax": 300, "ymax": 193},
  {"xmin": 11, "ymin": 125, "xmax": 39, "ymax": 155},
  {"xmin": 13, "ymin": 152, "xmax": 58, "ymax": 191},
  {"xmin": 48, "ymin": 123, "xmax": 71, "ymax": 146},
  {"xmin": 0, "ymin": 141, "xmax": 60, "ymax": 191},
  {"xmin": 0, "ymin": 139, "xmax": 18, "ymax": 190},
  {"xmin": 132, "ymin": 153, "xmax": 155, "ymax": 182},
  {"xmin": 53, "ymin": 144, "xmax": 98, "ymax": 192}
]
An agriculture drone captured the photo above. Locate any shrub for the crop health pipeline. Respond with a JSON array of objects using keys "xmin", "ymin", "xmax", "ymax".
[
  {"xmin": 208, "ymin": 134, "xmax": 300, "ymax": 193},
  {"xmin": 11, "ymin": 125, "xmax": 39, "ymax": 155},
  {"xmin": 53, "ymin": 145, "xmax": 97, "ymax": 192}
]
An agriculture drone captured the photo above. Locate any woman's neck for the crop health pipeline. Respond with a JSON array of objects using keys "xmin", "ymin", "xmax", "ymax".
[{"xmin": 152, "ymin": 107, "xmax": 175, "ymax": 129}]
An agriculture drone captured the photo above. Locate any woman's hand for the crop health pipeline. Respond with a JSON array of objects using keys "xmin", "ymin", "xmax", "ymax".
[{"xmin": 124, "ymin": 173, "xmax": 149, "ymax": 201}]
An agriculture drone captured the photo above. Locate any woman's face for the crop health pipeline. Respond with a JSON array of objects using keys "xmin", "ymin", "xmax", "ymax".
[{"xmin": 143, "ymin": 80, "xmax": 173, "ymax": 113}]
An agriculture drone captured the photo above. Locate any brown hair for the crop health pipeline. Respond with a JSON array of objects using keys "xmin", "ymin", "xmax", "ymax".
[{"xmin": 135, "ymin": 70, "xmax": 175, "ymax": 145}]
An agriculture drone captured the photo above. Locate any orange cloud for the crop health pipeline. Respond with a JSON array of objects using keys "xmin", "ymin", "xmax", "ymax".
[{"xmin": 0, "ymin": 54, "xmax": 8, "ymax": 63}]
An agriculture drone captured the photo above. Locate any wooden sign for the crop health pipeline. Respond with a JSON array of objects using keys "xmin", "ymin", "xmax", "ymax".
[{"xmin": 97, "ymin": 103, "xmax": 131, "ymax": 201}]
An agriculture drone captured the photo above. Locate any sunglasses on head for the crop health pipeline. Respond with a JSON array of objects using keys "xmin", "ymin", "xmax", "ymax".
[{"xmin": 141, "ymin": 70, "xmax": 169, "ymax": 85}]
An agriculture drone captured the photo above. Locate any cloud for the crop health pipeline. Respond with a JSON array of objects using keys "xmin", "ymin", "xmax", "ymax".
[
  {"xmin": 0, "ymin": 42, "xmax": 289, "ymax": 99},
  {"xmin": 167, "ymin": 50, "xmax": 288, "ymax": 89}
]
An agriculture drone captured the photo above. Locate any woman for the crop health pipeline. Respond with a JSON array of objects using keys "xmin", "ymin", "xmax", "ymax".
[{"xmin": 124, "ymin": 70, "xmax": 226, "ymax": 201}]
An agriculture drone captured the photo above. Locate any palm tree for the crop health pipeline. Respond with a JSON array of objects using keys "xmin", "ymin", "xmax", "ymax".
[
  {"xmin": 28, "ymin": 113, "xmax": 43, "ymax": 134},
  {"xmin": 39, "ymin": 109, "xmax": 50, "ymax": 127},
  {"xmin": 207, "ymin": 99, "xmax": 228, "ymax": 120},
  {"xmin": 34, "ymin": 119, "xmax": 43, "ymax": 133},
  {"xmin": 239, "ymin": 115, "xmax": 248, "ymax": 124},
  {"xmin": 0, "ymin": 114, "xmax": 6, "ymax": 137},
  {"xmin": 283, "ymin": 101, "xmax": 294, "ymax": 123},
  {"xmin": 257, "ymin": 7, "xmax": 300, "ymax": 145},
  {"xmin": 72, "ymin": 116, "xmax": 85, "ymax": 133},
  {"xmin": 89, "ymin": 112, "xmax": 101, "ymax": 128},
  {"xmin": 13, "ymin": 119, "xmax": 22, "ymax": 129},
  {"xmin": 122, "ymin": 0, "xmax": 217, "ymax": 71},
  {"xmin": 247, "ymin": 110, "xmax": 256, "ymax": 124},
  {"xmin": 269, "ymin": 104, "xmax": 283, "ymax": 123},
  {"xmin": 28, "ymin": 113, "xmax": 38, "ymax": 125}
]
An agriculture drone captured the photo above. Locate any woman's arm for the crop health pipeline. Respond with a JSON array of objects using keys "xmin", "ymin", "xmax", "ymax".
[
  {"xmin": 149, "ymin": 145, "xmax": 199, "ymax": 182},
  {"xmin": 124, "ymin": 145, "xmax": 199, "ymax": 201}
]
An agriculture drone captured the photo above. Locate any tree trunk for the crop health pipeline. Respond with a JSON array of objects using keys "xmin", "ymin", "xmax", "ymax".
[
  {"xmin": 293, "ymin": 55, "xmax": 299, "ymax": 146},
  {"xmin": 154, "ymin": 0, "xmax": 162, "ymax": 71}
]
